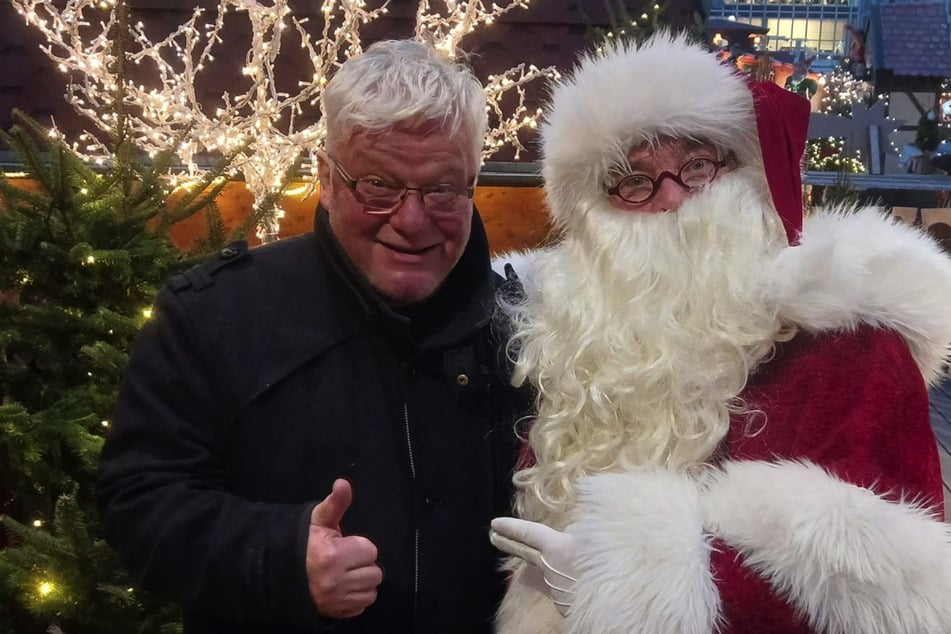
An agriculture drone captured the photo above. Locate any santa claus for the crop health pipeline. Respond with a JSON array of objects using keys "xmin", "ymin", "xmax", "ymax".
[{"xmin": 490, "ymin": 32, "xmax": 951, "ymax": 633}]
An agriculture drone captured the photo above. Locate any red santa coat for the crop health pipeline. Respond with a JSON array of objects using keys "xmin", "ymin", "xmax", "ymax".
[
  {"xmin": 495, "ymin": 208, "xmax": 951, "ymax": 634},
  {"xmin": 712, "ymin": 324, "xmax": 943, "ymax": 633}
]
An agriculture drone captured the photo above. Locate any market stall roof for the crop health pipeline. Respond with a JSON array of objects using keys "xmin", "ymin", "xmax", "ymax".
[{"xmin": 874, "ymin": 2, "xmax": 951, "ymax": 77}]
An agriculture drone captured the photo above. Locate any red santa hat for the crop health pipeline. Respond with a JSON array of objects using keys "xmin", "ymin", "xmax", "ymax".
[
  {"xmin": 540, "ymin": 32, "xmax": 810, "ymax": 245},
  {"xmin": 747, "ymin": 80, "xmax": 810, "ymax": 244}
]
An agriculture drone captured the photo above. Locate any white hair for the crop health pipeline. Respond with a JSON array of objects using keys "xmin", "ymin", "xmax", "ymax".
[
  {"xmin": 321, "ymin": 39, "xmax": 488, "ymax": 164},
  {"xmin": 506, "ymin": 172, "xmax": 796, "ymax": 527}
]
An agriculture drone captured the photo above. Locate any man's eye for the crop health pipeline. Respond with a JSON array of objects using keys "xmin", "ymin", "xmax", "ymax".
[
  {"xmin": 364, "ymin": 177, "xmax": 395, "ymax": 190},
  {"xmin": 686, "ymin": 158, "xmax": 713, "ymax": 171},
  {"xmin": 627, "ymin": 175, "xmax": 652, "ymax": 187},
  {"xmin": 427, "ymin": 184, "xmax": 458, "ymax": 195}
]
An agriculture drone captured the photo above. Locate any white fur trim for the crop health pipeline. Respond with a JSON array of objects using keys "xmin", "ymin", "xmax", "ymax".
[
  {"xmin": 495, "ymin": 560, "xmax": 565, "ymax": 634},
  {"xmin": 702, "ymin": 460, "xmax": 951, "ymax": 634},
  {"xmin": 768, "ymin": 207, "xmax": 951, "ymax": 385},
  {"xmin": 564, "ymin": 470, "xmax": 720, "ymax": 633},
  {"xmin": 540, "ymin": 33, "xmax": 760, "ymax": 232}
]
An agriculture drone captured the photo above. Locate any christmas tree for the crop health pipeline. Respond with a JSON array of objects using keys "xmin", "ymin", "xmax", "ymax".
[{"xmin": 0, "ymin": 109, "xmax": 243, "ymax": 633}]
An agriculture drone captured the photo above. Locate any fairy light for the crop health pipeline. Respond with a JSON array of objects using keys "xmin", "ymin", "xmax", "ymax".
[
  {"xmin": 940, "ymin": 78, "xmax": 951, "ymax": 130},
  {"xmin": 483, "ymin": 64, "xmax": 560, "ymax": 160},
  {"xmin": 595, "ymin": 3, "xmax": 663, "ymax": 54},
  {"xmin": 14, "ymin": 0, "xmax": 555, "ymax": 242},
  {"xmin": 37, "ymin": 581, "xmax": 54, "ymax": 596},
  {"xmin": 806, "ymin": 63, "xmax": 870, "ymax": 174}
]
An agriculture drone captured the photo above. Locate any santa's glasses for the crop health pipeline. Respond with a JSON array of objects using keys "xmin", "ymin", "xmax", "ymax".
[{"xmin": 607, "ymin": 157, "xmax": 728, "ymax": 204}]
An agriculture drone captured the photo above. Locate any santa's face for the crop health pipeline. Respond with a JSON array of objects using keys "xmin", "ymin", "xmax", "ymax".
[{"xmin": 605, "ymin": 137, "xmax": 731, "ymax": 214}]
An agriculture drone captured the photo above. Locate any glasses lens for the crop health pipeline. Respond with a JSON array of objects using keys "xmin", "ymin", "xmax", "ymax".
[
  {"xmin": 680, "ymin": 158, "xmax": 717, "ymax": 187},
  {"xmin": 617, "ymin": 175, "xmax": 655, "ymax": 203},
  {"xmin": 354, "ymin": 179, "xmax": 403, "ymax": 211},
  {"xmin": 423, "ymin": 187, "xmax": 468, "ymax": 213}
]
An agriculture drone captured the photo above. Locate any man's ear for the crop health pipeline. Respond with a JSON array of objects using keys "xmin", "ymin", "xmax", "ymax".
[{"xmin": 316, "ymin": 150, "xmax": 333, "ymax": 210}]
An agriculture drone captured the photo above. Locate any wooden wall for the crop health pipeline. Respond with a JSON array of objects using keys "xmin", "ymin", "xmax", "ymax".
[
  {"xmin": 171, "ymin": 182, "xmax": 552, "ymax": 255},
  {"xmin": 168, "ymin": 181, "xmax": 551, "ymax": 256},
  {"xmin": 5, "ymin": 175, "xmax": 551, "ymax": 255}
]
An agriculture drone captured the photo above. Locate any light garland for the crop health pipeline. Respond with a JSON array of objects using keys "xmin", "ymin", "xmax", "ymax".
[
  {"xmin": 940, "ymin": 78, "xmax": 951, "ymax": 129},
  {"xmin": 809, "ymin": 64, "xmax": 871, "ymax": 173},
  {"xmin": 13, "ymin": 0, "xmax": 556, "ymax": 241}
]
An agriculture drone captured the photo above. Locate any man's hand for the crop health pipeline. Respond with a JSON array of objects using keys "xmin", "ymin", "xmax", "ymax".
[
  {"xmin": 490, "ymin": 517, "xmax": 577, "ymax": 616},
  {"xmin": 306, "ymin": 479, "xmax": 383, "ymax": 619}
]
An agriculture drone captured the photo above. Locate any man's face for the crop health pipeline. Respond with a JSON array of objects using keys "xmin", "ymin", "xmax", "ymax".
[
  {"xmin": 607, "ymin": 138, "xmax": 727, "ymax": 214},
  {"xmin": 318, "ymin": 125, "xmax": 477, "ymax": 306}
]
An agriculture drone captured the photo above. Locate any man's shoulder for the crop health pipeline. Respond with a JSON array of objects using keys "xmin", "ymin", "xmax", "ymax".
[{"xmin": 166, "ymin": 234, "xmax": 319, "ymax": 296}]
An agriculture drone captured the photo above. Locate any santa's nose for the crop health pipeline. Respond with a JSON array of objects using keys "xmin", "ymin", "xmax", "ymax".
[{"xmin": 645, "ymin": 174, "xmax": 691, "ymax": 213}]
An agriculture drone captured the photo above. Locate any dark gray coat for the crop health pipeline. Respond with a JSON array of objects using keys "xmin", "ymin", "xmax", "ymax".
[{"xmin": 97, "ymin": 208, "xmax": 526, "ymax": 633}]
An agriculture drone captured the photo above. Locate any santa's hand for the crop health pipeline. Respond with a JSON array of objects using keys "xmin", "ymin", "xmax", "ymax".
[{"xmin": 490, "ymin": 517, "xmax": 577, "ymax": 616}]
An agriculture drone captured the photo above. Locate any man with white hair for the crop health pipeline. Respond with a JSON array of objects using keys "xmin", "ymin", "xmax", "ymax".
[
  {"xmin": 490, "ymin": 32, "xmax": 951, "ymax": 633},
  {"xmin": 98, "ymin": 40, "xmax": 525, "ymax": 633}
]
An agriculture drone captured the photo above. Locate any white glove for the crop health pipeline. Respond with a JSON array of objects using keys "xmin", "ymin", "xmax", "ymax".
[{"xmin": 490, "ymin": 517, "xmax": 577, "ymax": 616}]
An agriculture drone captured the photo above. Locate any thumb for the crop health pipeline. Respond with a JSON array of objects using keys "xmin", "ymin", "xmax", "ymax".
[{"xmin": 312, "ymin": 478, "xmax": 353, "ymax": 530}]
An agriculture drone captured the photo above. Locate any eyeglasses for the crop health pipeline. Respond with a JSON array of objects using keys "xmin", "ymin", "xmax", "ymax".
[
  {"xmin": 606, "ymin": 157, "xmax": 728, "ymax": 205},
  {"xmin": 328, "ymin": 156, "xmax": 475, "ymax": 215}
]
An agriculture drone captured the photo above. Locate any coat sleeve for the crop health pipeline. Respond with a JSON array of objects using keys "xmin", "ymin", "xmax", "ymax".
[
  {"xmin": 562, "ymin": 326, "xmax": 951, "ymax": 634},
  {"xmin": 705, "ymin": 325, "xmax": 951, "ymax": 634},
  {"xmin": 96, "ymin": 287, "xmax": 324, "ymax": 627}
]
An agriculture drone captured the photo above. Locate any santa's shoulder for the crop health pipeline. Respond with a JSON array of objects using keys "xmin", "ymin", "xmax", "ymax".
[{"xmin": 767, "ymin": 206, "xmax": 951, "ymax": 385}]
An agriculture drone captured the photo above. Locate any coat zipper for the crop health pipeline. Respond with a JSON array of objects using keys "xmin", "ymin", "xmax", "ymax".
[{"xmin": 403, "ymin": 400, "xmax": 419, "ymax": 615}]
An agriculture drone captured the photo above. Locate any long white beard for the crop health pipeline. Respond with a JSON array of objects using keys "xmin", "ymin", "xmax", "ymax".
[{"xmin": 509, "ymin": 171, "xmax": 790, "ymax": 525}]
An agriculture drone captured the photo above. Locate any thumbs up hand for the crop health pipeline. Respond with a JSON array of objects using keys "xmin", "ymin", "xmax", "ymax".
[{"xmin": 306, "ymin": 479, "xmax": 383, "ymax": 619}]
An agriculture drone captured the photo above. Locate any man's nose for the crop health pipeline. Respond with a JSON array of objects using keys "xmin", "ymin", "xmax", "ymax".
[
  {"xmin": 388, "ymin": 189, "xmax": 429, "ymax": 230},
  {"xmin": 647, "ymin": 173, "xmax": 691, "ymax": 212}
]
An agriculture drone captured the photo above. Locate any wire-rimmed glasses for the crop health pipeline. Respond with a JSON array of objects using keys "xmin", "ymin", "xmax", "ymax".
[
  {"xmin": 606, "ymin": 157, "xmax": 728, "ymax": 205},
  {"xmin": 328, "ymin": 156, "xmax": 475, "ymax": 215}
]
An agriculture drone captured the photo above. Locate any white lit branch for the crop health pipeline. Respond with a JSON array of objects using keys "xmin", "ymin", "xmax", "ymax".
[{"xmin": 13, "ymin": 0, "xmax": 555, "ymax": 240}]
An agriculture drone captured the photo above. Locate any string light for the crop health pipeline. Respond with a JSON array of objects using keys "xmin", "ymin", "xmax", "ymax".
[
  {"xmin": 806, "ymin": 64, "xmax": 869, "ymax": 174},
  {"xmin": 13, "ymin": 0, "xmax": 556, "ymax": 242}
]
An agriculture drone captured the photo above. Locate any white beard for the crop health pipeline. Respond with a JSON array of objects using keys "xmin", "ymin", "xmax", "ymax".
[{"xmin": 509, "ymin": 170, "xmax": 791, "ymax": 525}]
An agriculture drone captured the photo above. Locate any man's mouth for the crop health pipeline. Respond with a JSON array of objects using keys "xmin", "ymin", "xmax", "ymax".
[{"xmin": 384, "ymin": 243, "xmax": 433, "ymax": 256}]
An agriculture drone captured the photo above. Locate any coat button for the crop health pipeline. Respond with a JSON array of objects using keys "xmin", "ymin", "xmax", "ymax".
[
  {"xmin": 456, "ymin": 373, "xmax": 469, "ymax": 386},
  {"xmin": 422, "ymin": 495, "xmax": 443, "ymax": 508},
  {"xmin": 220, "ymin": 246, "xmax": 239, "ymax": 259}
]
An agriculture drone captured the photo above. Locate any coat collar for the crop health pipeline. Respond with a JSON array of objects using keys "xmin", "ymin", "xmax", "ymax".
[
  {"xmin": 312, "ymin": 203, "xmax": 499, "ymax": 354},
  {"xmin": 216, "ymin": 205, "xmax": 498, "ymax": 416}
]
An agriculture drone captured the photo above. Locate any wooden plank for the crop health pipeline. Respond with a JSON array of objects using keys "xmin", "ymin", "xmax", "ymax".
[
  {"xmin": 803, "ymin": 171, "xmax": 951, "ymax": 191},
  {"xmin": 479, "ymin": 163, "xmax": 951, "ymax": 192}
]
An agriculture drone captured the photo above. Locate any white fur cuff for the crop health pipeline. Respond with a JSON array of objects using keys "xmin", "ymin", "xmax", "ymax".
[
  {"xmin": 565, "ymin": 469, "xmax": 720, "ymax": 633},
  {"xmin": 702, "ymin": 460, "xmax": 951, "ymax": 634}
]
